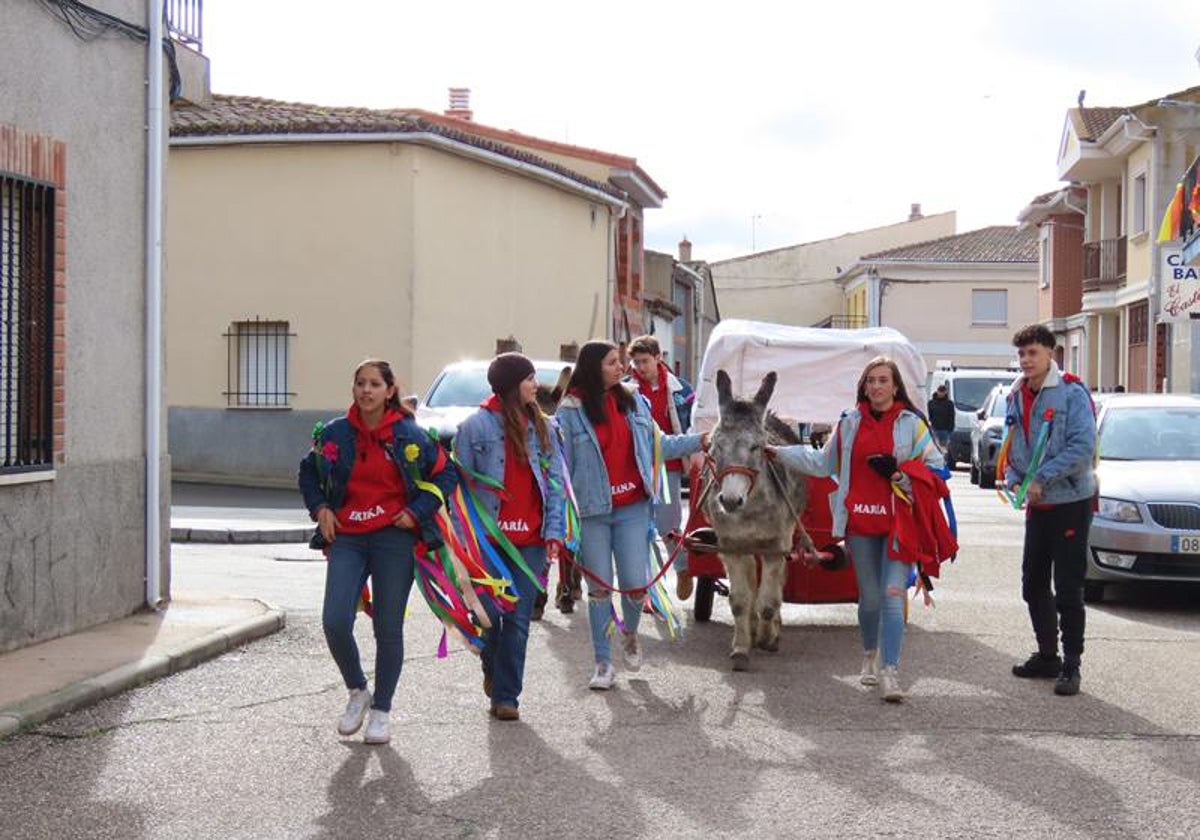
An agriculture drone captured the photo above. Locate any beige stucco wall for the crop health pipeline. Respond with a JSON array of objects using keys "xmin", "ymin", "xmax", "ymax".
[
  {"xmin": 712, "ymin": 212, "xmax": 957, "ymax": 327},
  {"xmin": 409, "ymin": 146, "xmax": 610, "ymax": 392},
  {"xmin": 167, "ymin": 142, "xmax": 416, "ymax": 410},
  {"xmin": 874, "ymin": 263, "xmax": 1037, "ymax": 371},
  {"xmin": 1125, "ymin": 144, "xmax": 1154, "ymax": 283}
]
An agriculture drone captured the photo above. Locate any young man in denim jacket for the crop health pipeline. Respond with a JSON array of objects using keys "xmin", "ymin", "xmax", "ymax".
[{"xmin": 1003, "ymin": 325, "xmax": 1097, "ymax": 696}]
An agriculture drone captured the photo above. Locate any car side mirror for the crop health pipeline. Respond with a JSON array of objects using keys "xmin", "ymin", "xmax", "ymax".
[
  {"xmin": 976, "ymin": 409, "xmax": 987, "ymax": 421},
  {"xmin": 402, "ymin": 395, "xmax": 419, "ymax": 411}
]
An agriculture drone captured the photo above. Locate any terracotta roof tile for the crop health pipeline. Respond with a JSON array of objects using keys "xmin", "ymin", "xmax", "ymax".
[
  {"xmin": 170, "ymin": 94, "xmax": 624, "ymax": 199},
  {"xmin": 862, "ymin": 226, "xmax": 1037, "ymax": 263},
  {"xmin": 1077, "ymin": 107, "xmax": 1127, "ymax": 141}
]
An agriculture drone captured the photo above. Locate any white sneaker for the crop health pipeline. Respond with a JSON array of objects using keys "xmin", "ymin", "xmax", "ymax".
[
  {"xmin": 621, "ymin": 631, "xmax": 642, "ymax": 672},
  {"xmin": 860, "ymin": 650, "xmax": 879, "ymax": 686},
  {"xmin": 588, "ymin": 661, "xmax": 616, "ymax": 691},
  {"xmin": 363, "ymin": 709, "xmax": 391, "ymax": 744},
  {"xmin": 337, "ymin": 687, "xmax": 372, "ymax": 736},
  {"xmin": 880, "ymin": 666, "xmax": 905, "ymax": 703}
]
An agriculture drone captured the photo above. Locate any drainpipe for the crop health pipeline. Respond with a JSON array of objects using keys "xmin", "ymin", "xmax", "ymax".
[
  {"xmin": 607, "ymin": 204, "xmax": 627, "ymax": 340},
  {"xmin": 145, "ymin": 0, "xmax": 165, "ymax": 609},
  {"xmin": 675, "ymin": 261, "xmax": 707, "ymax": 377}
]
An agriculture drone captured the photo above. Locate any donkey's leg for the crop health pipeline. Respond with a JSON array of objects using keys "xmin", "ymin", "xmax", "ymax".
[
  {"xmin": 725, "ymin": 555, "xmax": 756, "ymax": 670},
  {"xmin": 755, "ymin": 556, "xmax": 787, "ymax": 652}
]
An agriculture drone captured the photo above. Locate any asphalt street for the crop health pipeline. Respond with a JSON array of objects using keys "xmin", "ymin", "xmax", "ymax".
[{"xmin": 2, "ymin": 475, "xmax": 1198, "ymax": 839}]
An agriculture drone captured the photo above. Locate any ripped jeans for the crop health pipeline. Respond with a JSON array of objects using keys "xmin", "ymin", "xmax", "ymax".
[
  {"xmin": 579, "ymin": 500, "xmax": 652, "ymax": 664},
  {"xmin": 846, "ymin": 535, "xmax": 912, "ymax": 668}
]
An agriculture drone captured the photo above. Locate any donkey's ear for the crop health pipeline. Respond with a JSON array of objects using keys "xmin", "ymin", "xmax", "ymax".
[
  {"xmin": 754, "ymin": 372, "xmax": 777, "ymax": 408},
  {"xmin": 716, "ymin": 370, "xmax": 732, "ymax": 408}
]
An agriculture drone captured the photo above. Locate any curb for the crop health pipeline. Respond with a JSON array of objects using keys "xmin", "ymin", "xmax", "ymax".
[
  {"xmin": 0, "ymin": 606, "xmax": 286, "ymax": 739},
  {"xmin": 170, "ymin": 526, "xmax": 310, "ymax": 544}
]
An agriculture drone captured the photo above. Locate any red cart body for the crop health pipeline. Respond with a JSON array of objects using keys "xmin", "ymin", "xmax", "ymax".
[{"xmin": 684, "ymin": 466, "xmax": 858, "ymax": 606}]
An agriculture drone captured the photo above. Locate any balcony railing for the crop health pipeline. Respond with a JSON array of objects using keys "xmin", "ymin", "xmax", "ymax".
[
  {"xmin": 1082, "ymin": 236, "xmax": 1126, "ymax": 292},
  {"xmin": 813, "ymin": 315, "xmax": 868, "ymax": 329},
  {"xmin": 167, "ymin": 0, "xmax": 203, "ymax": 51}
]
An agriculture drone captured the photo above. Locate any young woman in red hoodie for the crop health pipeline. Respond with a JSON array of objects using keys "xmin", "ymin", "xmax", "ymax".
[
  {"xmin": 453, "ymin": 353, "xmax": 568, "ymax": 721},
  {"xmin": 298, "ymin": 359, "xmax": 458, "ymax": 745}
]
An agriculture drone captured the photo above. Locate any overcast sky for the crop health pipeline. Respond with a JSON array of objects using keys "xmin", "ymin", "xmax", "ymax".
[{"xmin": 201, "ymin": 1, "xmax": 1200, "ymax": 261}]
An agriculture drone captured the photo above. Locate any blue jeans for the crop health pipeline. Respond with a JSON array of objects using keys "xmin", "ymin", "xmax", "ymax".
[
  {"xmin": 481, "ymin": 544, "xmax": 548, "ymax": 708},
  {"xmin": 846, "ymin": 535, "xmax": 912, "ymax": 668},
  {"xmin": 579, "ymin": 500, "xmax": 652, "ymax": 664},
  {"xmin": 322, "ymin": 527, "xmax": 417, "ymax": 713},
  {"xmin": 654, "ymin": 470, "xmax": 685, "ymax": 573}
]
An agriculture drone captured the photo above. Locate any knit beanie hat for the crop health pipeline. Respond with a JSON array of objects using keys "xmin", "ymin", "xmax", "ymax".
[{"xmin": 487, "ymin": 352, "xmax": 536, "ymax": 396}]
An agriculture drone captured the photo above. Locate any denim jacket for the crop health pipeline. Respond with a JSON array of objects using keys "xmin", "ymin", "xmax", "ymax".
[
  {"xmin": 452, "ymin": 406, "xmax": 567, "ymax": 543},
  {"xmin": 1002, "ymin": 364, "xmax": 1097, "ymax": 505},
  {"xmin": 556, "ymin": 384, "xmax": 703, "ymax": 518},
  {"xmin": 773, "ymin": 406, "xmax": 942, "ymax": 539},
  {"xmin": 297, "ymin": 413, "xmax": 459, "ymax": 548}
]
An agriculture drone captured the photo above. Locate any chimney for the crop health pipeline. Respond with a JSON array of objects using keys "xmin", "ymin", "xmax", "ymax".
[
  {"xmin": 445, "ymin": 87, "xmax": 473, "ymax": 121},
  {"xmin": 908, "ymin": 203, "xmax": 923, "ymax": 221},
  {"xmin": 678, "ymin": 235, "xmax": 693, "ymax": 262}
]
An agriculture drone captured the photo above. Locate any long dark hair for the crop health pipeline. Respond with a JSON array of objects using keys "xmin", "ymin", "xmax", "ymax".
[
  {"xmin": 500, "ymin": 388, "xmax": 552, "ymax": 462},
  {"xmin": 568, "ymin": 340, "xmax": 634, "ymax": 426},
  {"xmin": 354, "ymin": 358, "xmax": 413, "ymax": 416}
]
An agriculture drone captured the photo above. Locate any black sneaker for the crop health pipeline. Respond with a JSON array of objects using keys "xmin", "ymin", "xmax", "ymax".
[
  {"xmin": 1012, "ymin": 652, "xmax": 1062, "ymax": 679},
  {"xmin": 1054, "ymin": 664, "xmax": 1081, "ymax": 696}
]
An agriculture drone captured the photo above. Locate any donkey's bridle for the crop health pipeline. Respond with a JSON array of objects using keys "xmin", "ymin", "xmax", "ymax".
[
  {"xmin": 701, "ymin": 451, "xmax": 802, "ymax": 524},
  {"xmin": 701, "ymin": 453, "xmax": 761, "ymax": 499}
]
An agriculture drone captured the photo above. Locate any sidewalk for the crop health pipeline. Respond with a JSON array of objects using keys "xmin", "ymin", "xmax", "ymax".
[
  {"xmin": 0, "ymin": 595, "xmax": 285, "ymax": 739},
  {"xmin": 170, "ymin": 481, "xmax": 312, "ymax": 543}
]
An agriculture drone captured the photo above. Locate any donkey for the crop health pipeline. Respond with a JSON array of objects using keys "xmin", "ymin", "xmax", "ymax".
[{"xmin": 703, "ymin": 370, "xmax": 816, "ymax": 670}]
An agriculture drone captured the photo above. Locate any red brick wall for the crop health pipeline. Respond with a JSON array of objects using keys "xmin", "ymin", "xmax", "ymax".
[
  {"xmin": 1048, "ymin": 213, "xmax": 1084, "ymax": 319},
  {"xmin": 1, "ymin": 124, "xmax": 67, "ymax": 464}
]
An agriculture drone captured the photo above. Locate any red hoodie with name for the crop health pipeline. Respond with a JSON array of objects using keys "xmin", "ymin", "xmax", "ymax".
[
  {"xmin": 592, "ymin": 389, "xmax": 645, "ymax": 507},
  {"xmin": 844, "ymin": 402, "xmax": 902, "ymax": 536},
  {"xmin": 483, "ymin": 395, "xmax": 544, "ymax": 547},
  {"xmin": 336, "ymin": 404, "xmax": 409, "ymax": 535}
]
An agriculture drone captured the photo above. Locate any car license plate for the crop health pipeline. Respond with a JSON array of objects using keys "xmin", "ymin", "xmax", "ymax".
[{"xmin": 1170, "ymin": 535, "xmax": 1200, "ymax": 553}]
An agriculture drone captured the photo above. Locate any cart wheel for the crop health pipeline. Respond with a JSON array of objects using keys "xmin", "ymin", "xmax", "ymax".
[{"xmin": 694, "ymin": 576, "xmax": 716, "ymax": 623}]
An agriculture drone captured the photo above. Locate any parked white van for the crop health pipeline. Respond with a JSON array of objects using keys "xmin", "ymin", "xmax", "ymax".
[{"xmin": 927, "ymin": 364, "xmax": 1017, "ymax": 470}]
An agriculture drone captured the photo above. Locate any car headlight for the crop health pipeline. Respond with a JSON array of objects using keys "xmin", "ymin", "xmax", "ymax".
[{"xmin": 1096, "ymin": 497, "xmax": 1142, "ymax": 523}]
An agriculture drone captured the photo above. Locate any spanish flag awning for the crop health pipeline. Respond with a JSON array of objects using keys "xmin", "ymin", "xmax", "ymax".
[{"xmin": 1158, "ymin": 154, "xmax": 1200, "ymax": 243}]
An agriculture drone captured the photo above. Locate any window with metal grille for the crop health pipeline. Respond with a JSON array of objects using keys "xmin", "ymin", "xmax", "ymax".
[
  {"xmin": 0, "ymin": 174, "xmax": 55, "ymax": 473},
  {"xmin": 223, "ymin": 319, "xmax": 294, "ymax": 407}
]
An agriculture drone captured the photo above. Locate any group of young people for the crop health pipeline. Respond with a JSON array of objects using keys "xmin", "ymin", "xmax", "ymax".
[{"xmin": 298, "ymin": 324, "xmax": 1096, "ymax": 743}]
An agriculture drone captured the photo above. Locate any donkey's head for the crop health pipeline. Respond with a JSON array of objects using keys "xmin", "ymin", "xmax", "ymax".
[
  {"xmin": 709, "ymin": 369, "xmax": 777, "ymax": 513},
  {"xmin": 535, "ymin": 365, "xmax": 573, "ymax": 416}
]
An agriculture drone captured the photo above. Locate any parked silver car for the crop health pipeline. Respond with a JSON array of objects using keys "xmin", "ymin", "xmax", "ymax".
[
  {"xmin": 1085, "ymin": 393, "xmax": 1200, "ymax": 602},
  {"xmin": 969, "ymin": 383, "xmax": 1010, "ymax": 488},
  {"xmin": 414, "ymin": 359, "xmax": 571, "ymax": 446}
]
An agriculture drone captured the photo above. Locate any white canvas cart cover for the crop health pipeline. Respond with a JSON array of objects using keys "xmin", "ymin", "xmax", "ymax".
[{"xmin": 691, "ymin": 319, "xmax": 928, "ymax": 431}]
